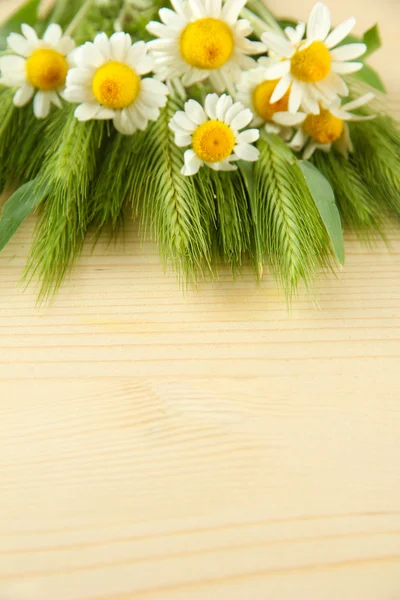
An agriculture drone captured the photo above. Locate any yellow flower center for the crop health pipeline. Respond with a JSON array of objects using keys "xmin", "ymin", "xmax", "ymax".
[
  {"xmin": 26, "ymin": 48, "xmax": 68, "ymax": 91},
  {"xmin": 252, "ymin": 79, "xmax": 290, "ymax": 122},
  {"xmin": 192, "ymin": 120, "xmax": 235, "ymax": 162},
  {"xmin": 303, "ymin": 108, "xmax": 344, "ymax": 144},
  {"xmin": 291, "ymin": 41, "xmax": 331, "ymax": 83},
  {"xmin": 92, "ymin": 62, "xmax": 140, "ymax": 109},
  {"xmin": 180, "ymin": 18, "xmax": 234, "ymax": 70}
]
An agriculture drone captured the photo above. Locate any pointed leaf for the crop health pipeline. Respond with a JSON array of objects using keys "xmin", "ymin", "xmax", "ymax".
[
  {"xmin": 352, "ymin": 63, "xmax": 386, "ymax": 93},
  {"xmin": 299, "ymin": 160, "xmax": 345, "ymax": 265},
  {"xmin": 0, "ymin": 178, "xmax": 48, "ymax": 251},
  {"xmin": 362, "ymin": 24, "xmax": 382, "ymax": 59}
]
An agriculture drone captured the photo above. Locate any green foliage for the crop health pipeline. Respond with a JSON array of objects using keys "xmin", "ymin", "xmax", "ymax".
[
  {"xmin": 349, "ymin": 116, "xmax": 400, "ymax": 218},
  {"xmin": 25, "ymin": 108, "xmax": 106, "ymax": 300},
  {"xmin": 0, "ymin": 0, "xmax": 40, "ymax": 49},
  {"xmin": 299, "ymin": 160, "xmax": 345, "ymax": 265},
  {"xmin": 207, "ymin": 169, "xmax": 252, "ymax": 273},
  {"xmin": 362, "ymin": 24, "xmax": 382, "ymax": 59},
  {"xmin": 130, "ymin": 94, "xmax": 214, "ymax": 280},
  {"xmin": 0, "ymin": 89, "xmax": 50, "ymax": 193},
  {"xmin": 252, "ymin": 134, "xmax": 334, "ymax": 298},
  {"xmin": 0, "ymin": 177, "xmax": 49, "ymax": 251},
  {"xmin": 312, "ymin": 149, "xmax": 385, "ymax": 238},
  {"xmin": 352, "ymin": 64, "xmax": 386, "ymax": 93}
]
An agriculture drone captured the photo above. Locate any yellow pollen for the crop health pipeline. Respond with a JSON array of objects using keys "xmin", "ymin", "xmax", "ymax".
[
  {"xmin": 92, "ymin": 62, "xmax": 140, "ymax": 109},
  {"xmin": 26, "ymin": 48, "xmax": 68, "ymax": 91},
  {"xmin": 180, "ymin": 18, "xmax": 234, "ymax": 70},
  {"xmin": 252, "ymin": 79, "xmax": 290, "ymax": 122},
  {"xmin": 291, "ymin": 41, "xmax": 331, "ymax": 83},
  {"xmin": 192, "ymin": 120, "xmax": 235, "ymax": 162},
  {"xmin": 303, "ymin": 108, "xmax": 344, "ymax": 144}
]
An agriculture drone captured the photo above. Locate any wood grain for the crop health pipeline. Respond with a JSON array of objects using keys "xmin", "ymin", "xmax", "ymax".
[{"xmin": 1, "ymin": 0, "xmax": 400, "ymax": 599}]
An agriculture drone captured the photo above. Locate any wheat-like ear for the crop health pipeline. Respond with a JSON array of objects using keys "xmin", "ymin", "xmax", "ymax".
[
  {"xmin": 130, "ymin": 93, "xmax": 214, "ymax": 281},
  {"xmin": 312, "ymin": 150, "xmax": 385, "ymax": 239},
  {"xmin": 24, "ymin": 108, "xmax": 106, "ymax": 302},
  {"xmin": 253, "ymin": 134, "xmax": 334, "ymax": 299},
  {"xmin": 349, "ymin": 117, "xmax": 400, "ymax": 218}
]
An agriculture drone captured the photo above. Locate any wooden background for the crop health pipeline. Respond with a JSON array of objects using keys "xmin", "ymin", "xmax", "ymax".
[{"xmin": 1, "ymin": 0, "xmax": 400, "ymax": 598}]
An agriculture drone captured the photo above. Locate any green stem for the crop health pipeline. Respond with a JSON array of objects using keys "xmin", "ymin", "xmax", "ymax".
[
  {"xmin": 64, "ymin": 0, "xmax": 94, "ymax": 36},
  {"xmin": 241, "ymin": 0, "xmax": 282, "ymax": 34}
]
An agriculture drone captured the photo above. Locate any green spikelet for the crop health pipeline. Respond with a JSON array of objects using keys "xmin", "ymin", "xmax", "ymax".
[
  {"xmin": 131, "ymin": 93, "xmax": 214, "ymax": 280},
  {"xmin": 349, "ymin": 116, "xmax": 400, "ymax": 217},
  {"xmin": 208, "ymin": 169, "xmax": 252, "ymax": 272},
  {"xmin": 253, "ymin": 134, "xmax": 333, "ymax": 298},
  {"xmin": 312, "ymin": 150, "xmax": 385, "ymax": 237},
  {"xmin": 25, "ymin": 107, "xmax": 106, "ymax": 301}
]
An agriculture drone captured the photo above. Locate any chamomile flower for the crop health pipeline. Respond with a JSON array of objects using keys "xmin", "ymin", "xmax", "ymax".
[
  {"xmin": 0, "ymin": 23, "xmax": 75, "ymax": 119},
  {"xmin": 236, "ymin": 58, "xmax": 292, "ymax": 138},
  {"xmin": 261, "ymin": 2, "xmax": 367, "ymax": 114},
  {"xmin": 169, "ymin": 93, "xmax": 260, "ymax": 175},
  {"xmin": 147, "ymin": 0, "xmax": 265, "ymax": 93},
  {"xmin": 273, "ymin": 92, "xmax": 375, "ymax": 159},
  {"xmin": 64, "ymin": 33, "xmax": 168, "ymax": 135}
]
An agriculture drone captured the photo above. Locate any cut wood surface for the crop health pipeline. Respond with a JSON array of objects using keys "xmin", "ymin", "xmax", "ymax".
[{"xmin": 1, "ymin": 0, "xmax": 400, "ymax": 599}]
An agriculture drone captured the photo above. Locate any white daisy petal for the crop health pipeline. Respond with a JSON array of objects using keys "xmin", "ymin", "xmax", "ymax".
[
  {"xmin": 33, "ymin": 91, "xmax": 51, "ymax": 119},
  {"xmin": 140, "ymin": 78, "xmax": 168, "ymax": 96},
  {"xmin": 205, "ymin": 93, "xmax": 219, "ymax": 119},
  {"xmin": 13, "ymin": 84, "xmax": 35, "ymax": 107},
  {"xmin": 307, "ymin": 2, "xmax": 331, "ymax": 41},
  {"xmin": 110, "ymin": 32, "xmax": 132, "ymax": 62},
  {"xmin": 56, "ymin": 36, "xmax": 76, "ymax": 56},
  {"xmin": 270, "ymin": 74, "xmax": 291, "ymax": 103},
  {"xmin": 264, "ymin": 61, "xmax": 290, "ymax": 81},
  {"xmin": 93, "ymin": 33, "xmax": 111, "ymax": 61},
  {"xmin": 273, "ymin": 112, "xmax": 306, "ymax": 126},
  {"xmin": 182, "ymin": 149, "xmax": 202, "ymax": 176},
  {"xmin": 330, "ymin": 43, "xmax": 366, "ymax": 62},
  {"xmin": 341, "ymin": 92, "xmax": 374, "ymax": 112},
  {"xmin": 113, "ymin": 109, "xmax": 136, "ymax": 135},
  {"xmin": 43, "ymin": 23, "xmax": 63, "ymax": 45},
  {"xmin": 174, "ymin": 132, "xmax": 192, "ymax": 146},
  {"xmin": 234, "ymin": 143, "xmax": 260, "ymax": 161},
  {"xmin": 185, "ymin": 99, "xmax": 207, "ymax": 125},
  {"xmin": 75, "ymin": 102, "xmax": 102, "ymax": 121},
  {"xmin": 174, "ymin": 111, "xmax": 198, "ymax": 131},
  {"xmin": 216, "ymin": 94, "xmax": 233, "ymax": 121},
  {"xmin": 324, "ymin": 17, "xmax": 356, "ymax": 49},
  {"xmin": 221, "ymin": 0, "xmax": 246, "ymax": 25},
  {"xmin": 230, "ymin": 108, "xmax": 253, "ymax": 131},
  {"xmin": 7, "ymin": 33, "xmax": 32, "ymax": 56},
  {"xmin": 303, "ymin": 140, "xmax": 320, "ymax": 160},
  {"xmin": 331, "ymin": 61, "xmax": 363, "ymax": 74},
  {"xmin": 288, "ymin": 80, "xmax": 303, "ymax": 113},
  {"xmin": 236, "ymin": 128, "xmax": 259, "ymax": 144},
  {"xmin": 21, "ymin": 24, "xmax": 38, "ymax": 43},
  {"xmin": 224, "ymin": 101, "xmax": 245, "ymax": 125},
  {"xmin": 289, "ymin": 128, "xmax": 308, "ymax": 151},
  {"xmin": 261, "ymin": 32, "xmax": 293, "ymax": 57},
  {"xmin": 211, "ymin": 159, "xmax": 237, "ymax": 171}
]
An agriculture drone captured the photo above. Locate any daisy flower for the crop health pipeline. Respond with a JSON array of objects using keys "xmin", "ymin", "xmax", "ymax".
[
  {"xmin": 0, "ymin": 23, "xmax": 75, "ymax": 119},
  {"xmin": 169, "ymin": 93, "xmax": 260, "ymax": 175},
  {"xmin": 273, "ymin": 92, "xmax": 375, "ymax": 159},
  {"xmin": 64, "ymin": 33, "xmax": 168, "ymax": 135},
  {"xmin": 236, "ymin": 58, "xmax": 292, "ymax": 138},
  {"xmin": 146, "ymin": 0, "xmax": 265, "ymax": 93},
  {"xmin": 261, "ymin": 2, "xmax": 367, "ymax": 114}
]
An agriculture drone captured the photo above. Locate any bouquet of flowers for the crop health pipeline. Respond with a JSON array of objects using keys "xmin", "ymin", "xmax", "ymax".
[{"xmin": 0, "ymin": 0, "xmax": 398, "ymax": 301}]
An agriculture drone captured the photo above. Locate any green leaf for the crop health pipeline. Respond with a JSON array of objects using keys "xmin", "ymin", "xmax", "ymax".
[
  {"xmin": 0, "ymin": 177, "xmax": 48, "ymax": 251},
  {"xmin": 0, "ymin": 0, "xmax": 41, "ymax": 50},
  {"xmin": 352, "ymin": 63, "xmax": 386, "ymax": 93},
  {"xmin": 299, "ymin": 160, "xmax": 345, "ymax": 266},
  {"xmin": 362, "ymin": 24, "xmax": 382, "ymax": 59}
]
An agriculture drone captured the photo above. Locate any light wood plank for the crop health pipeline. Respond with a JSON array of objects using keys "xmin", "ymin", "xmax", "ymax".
[{"xmin": 1, "ymin": 0, "xmax": 400, "ymax": 599}]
